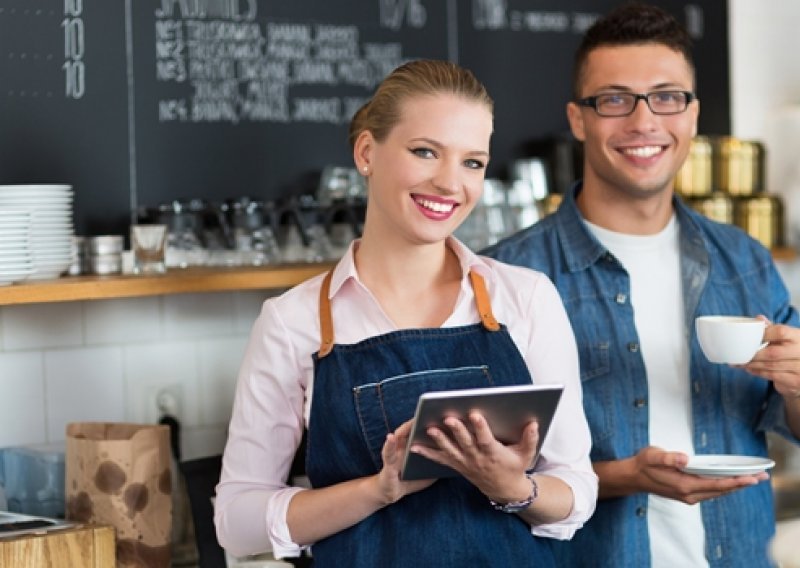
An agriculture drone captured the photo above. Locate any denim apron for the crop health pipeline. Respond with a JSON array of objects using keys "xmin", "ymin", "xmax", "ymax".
[{"xmin": 305, "ymin": 270, "xmax": 556, "ymax": 567}]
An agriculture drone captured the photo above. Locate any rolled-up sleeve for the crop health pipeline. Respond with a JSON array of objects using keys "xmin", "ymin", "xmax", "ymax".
[{"xmin": 492, "ymin": 262, "xmax": 598, "ymax": 539}]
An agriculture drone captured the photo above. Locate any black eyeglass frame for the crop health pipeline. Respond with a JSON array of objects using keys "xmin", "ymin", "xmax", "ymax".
[{"xmin": 576, "ymin": 90, "xmax": 697, "ymax": 117}]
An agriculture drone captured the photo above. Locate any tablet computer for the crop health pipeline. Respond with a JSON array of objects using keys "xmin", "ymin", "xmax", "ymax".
[{"xmin": 401, "ymin": 383, "xmax": 564, "ymax": 481}]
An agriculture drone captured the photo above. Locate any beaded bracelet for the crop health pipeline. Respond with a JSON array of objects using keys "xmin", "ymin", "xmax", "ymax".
[{"xmin": 489, "ymin": 473, "xmax": 538, "ymax": 513}]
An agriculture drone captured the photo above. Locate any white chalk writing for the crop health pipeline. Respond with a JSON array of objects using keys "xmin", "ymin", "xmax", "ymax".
[{"xmin": 154, "ymin": 7, "xmax": 407, "ymax": 124}]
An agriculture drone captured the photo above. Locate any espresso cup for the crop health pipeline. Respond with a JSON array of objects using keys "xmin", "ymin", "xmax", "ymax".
[{"xmin": 695, "ymin": 315, "xmax": 766, "ymax": 365}]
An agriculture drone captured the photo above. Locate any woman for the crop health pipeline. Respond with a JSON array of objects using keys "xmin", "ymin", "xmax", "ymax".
[{"xmin": 214, "ymin": 59, "xmax": 597, "ymax": 567}]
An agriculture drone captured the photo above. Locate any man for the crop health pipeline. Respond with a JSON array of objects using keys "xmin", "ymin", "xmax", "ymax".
[{"xmin": 484, "ymin": 3, "xmax": 800, "ymax": 566}]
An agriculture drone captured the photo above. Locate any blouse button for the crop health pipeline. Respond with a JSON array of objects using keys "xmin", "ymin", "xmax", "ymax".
[
  {"xmin": 636, "ymin": 506, "xmax": 646, "ymax": 517},
  {"xmin": 615, "ymin": 293, "xmax": 627, "ymax": 304},
  {"xmin": 634, "ymin": 398, "xmax": 647, "ymax": 408},
  {"xmin": 627, "ymin": 342, "xmax": 639, "ymax": 352}
]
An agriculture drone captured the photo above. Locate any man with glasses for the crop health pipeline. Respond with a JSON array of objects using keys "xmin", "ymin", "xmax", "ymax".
[{"xmin": 485, "ymin": 3, "xmax": 800, "ymax": 566}]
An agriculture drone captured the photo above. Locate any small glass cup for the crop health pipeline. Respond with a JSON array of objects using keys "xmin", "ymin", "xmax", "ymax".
[{"xmin": 130, "ymin": 224, "xmax": 168, "ymax": 274}]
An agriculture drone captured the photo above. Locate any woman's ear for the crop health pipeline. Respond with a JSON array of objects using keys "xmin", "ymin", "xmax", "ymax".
[
  {"xmin": 353, "ymin": 130, "xmax": 375, "ymax": 175},
  {"xmin": 566, "ymin": 102, "xmax": 586, "ymax": 142}
]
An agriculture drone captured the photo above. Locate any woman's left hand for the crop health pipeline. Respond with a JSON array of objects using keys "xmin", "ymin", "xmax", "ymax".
[{"xmin": 409, "ymin": 411, "xmax": 539, "ymax": 503}]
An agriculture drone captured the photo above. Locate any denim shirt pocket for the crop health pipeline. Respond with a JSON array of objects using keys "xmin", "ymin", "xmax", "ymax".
[{"xmin": 577, "ymin": 340, "xmax": 616, "ymax": 444}]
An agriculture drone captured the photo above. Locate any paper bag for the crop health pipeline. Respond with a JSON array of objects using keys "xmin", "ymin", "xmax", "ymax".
[{"xmin": 65, "ymin": 422, "xmax": 172, "ymax": 567}]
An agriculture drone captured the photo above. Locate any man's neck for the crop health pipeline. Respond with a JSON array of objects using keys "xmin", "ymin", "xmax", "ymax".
[{"xmin": 575, "ymin": 180, "xmax": 676, "ymax": 236}]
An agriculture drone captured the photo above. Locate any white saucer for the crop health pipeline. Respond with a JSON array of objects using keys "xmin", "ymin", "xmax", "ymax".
[{"xmin": 681, "ymin": 454, "xmax": 775, "ymax": 478}]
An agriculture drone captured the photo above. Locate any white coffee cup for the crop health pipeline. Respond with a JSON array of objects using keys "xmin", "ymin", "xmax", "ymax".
[{"xmin": 695, "ymin": 315, "xmax": 766, "ymax": 365}]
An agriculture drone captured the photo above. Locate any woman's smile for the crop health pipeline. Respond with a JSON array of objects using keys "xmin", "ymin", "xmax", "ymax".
[{"xmin": 411, "ymin": 193, "xmax": 459, "ymax": 220}]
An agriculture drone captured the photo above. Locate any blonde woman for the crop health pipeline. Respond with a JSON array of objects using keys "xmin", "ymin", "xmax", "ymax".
[{"xmin": 215, "ymin": 59, "xmax": 596, "ymax": 567}]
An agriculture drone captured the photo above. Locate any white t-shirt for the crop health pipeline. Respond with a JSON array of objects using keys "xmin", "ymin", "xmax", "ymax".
[{"xmin": 586, "ymin": 216, "xmax": 708, "ymax": 568}]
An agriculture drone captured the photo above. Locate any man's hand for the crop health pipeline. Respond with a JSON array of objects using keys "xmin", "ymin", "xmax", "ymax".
[
  {"xmin": 595, "ymin": 446, "xmax": 768, "ymax": 504},
  {"xmin": 743, "ymin": 321, "xmax": 800, "ymax": 399}
]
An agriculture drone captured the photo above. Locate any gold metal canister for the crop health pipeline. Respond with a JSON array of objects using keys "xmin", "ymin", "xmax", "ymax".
[
  {"xmin": 734, "ymin": 195, "xmax": 784, "ymax": 249},
  {"xmin": 540, "ymin": 194, "xmax": 563, "ymax": 217},
  {"xmin": 714, "ymin": 137, "xmax": 765, "ymax": 196},
  {"xmin": 688, "ymin": 193, "xmax": 734, "ymax": 224},
  {"xmin": 675, "ymin": 136, "xmax": 713, "ymax": 196}
]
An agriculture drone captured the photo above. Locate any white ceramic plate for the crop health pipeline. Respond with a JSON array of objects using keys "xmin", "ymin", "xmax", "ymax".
[
  {"xmin": 0, "ymin": 184, "xmax": 72, "ymax": 194},
  {"xmin": 0, "ymin": 196, "xmax": 72, "ymax": 203},
  {"xmin": 0, "ymin": 269, "xmax": 33, "ymax": 276},
  {"xmin": 0, "ymin": 255, "xmax": 28, "ymax": 261},
  {"xmin": 0, "ymin": 242, "xmax": 28, "ymax": 250},
  {"xmin": 681, "ymin": 455, "xmax": 775, "ymax": 478}
]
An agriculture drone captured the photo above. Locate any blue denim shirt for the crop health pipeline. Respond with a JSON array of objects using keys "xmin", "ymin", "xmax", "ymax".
[{"xmin": 484, "ymin": 183, "xmax": 800, "ymax": 567}]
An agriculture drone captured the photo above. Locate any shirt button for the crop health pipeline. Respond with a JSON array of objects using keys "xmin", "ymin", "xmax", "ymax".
[
  {"xmin": 636, "ymin": 506, "xmax": 646, "ymax": 517},
  {"xmin": 627, "ymin": 342, "xmax": 639, "ymax": 352},
  {"xmin": 634, "ymin": 398, "xmax": 647, "ymax": 408},
  {"xmin": 615, "ymin": 293, "xmax": 627, "ymax": 304}
]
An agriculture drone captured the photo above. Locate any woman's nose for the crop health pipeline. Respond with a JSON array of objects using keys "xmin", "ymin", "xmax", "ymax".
[{"xmin": 431, "ymin": 160, "xmax": 461, "ymax": 194}]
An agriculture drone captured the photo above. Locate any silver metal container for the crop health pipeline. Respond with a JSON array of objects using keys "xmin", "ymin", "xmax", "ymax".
[
  {"xmin": 88, "ymin": 253, "xmax": 122, "ymax": 275},
  {"xmin": 87, "ymin": 235, "xmax": 124, "ymax": 256}
]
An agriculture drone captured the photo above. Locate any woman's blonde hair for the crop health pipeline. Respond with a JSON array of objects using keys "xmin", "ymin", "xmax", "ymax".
[{"xmin": 348, "ymin": 59, "xmax": 493, "ymax": 148}]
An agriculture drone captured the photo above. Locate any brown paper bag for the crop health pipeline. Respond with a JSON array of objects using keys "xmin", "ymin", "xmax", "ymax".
[{"xmin": 65, "ymin": 422, "xmax": 172, "ymax": 568}]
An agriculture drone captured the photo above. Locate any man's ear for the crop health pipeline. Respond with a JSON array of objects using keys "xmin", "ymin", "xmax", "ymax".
[{"xmin": 566, "ymin": 102, "xmax": 586, "ymax": 142}]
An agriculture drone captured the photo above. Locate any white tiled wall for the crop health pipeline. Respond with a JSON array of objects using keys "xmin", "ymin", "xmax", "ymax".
[{"xmin": 0, "ymin": 290, "xmax": 274, "ymax": 459}]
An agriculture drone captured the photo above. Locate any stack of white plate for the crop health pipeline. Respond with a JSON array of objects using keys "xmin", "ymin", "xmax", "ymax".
[
  {"xmin": 0, "ymin": 184, "xmax": 74, "ymax": 281},
  {"xmin": 0, "ymin": 209, "xmax": 33, "ymax": 285}
]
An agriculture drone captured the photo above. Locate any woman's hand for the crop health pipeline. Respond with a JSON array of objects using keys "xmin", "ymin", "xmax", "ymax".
[
  {"xmin": 409, "ymin": 411, "xmax": 538, "ymax": 504},
  {"xmin": 377, "ymin": 419, "xmax": 436, "ymax": 505}
]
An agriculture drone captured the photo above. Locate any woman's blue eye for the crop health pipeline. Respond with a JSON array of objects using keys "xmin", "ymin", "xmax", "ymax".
[
  {"xmin": 411, "ymin": 147, "xmax": 436, "ymax": 158},
  {"xmin": 464, "ymin": 159, "xmax": 485, "ymax": 170}
]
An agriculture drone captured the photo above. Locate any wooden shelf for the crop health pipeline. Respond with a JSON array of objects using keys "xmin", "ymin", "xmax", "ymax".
[
  {"xmin": 772, "ymin": 247, "xmax": 797, "ymax": 262},
  {"xmin": 0, "ymin": 247, "xmax": 795, "ymax": 307},
  {"xmin": 0, "ymin": 262, "xmax": 335, "ymax": 306}
]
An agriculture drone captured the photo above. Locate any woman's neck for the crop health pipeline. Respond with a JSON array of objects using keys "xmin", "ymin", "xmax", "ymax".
[{"xmin": 355, "ymin": 235, "xmax": 463, "ymax": 328}]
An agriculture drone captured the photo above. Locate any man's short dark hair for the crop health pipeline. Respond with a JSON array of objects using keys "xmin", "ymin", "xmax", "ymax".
[{"xmin": 573, "ymin": 2, "xmax": 694, "ymax": 97}]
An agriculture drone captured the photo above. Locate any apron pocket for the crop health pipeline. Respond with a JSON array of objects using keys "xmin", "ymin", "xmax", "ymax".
[{"xmin": 353, "ymin": 365, "xmax": 494, "ymax": 470}]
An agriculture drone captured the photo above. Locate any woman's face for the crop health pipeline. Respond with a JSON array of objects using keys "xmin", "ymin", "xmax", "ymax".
[{"xmin": 358, "ymin": 93, "xmax": 493, "ymax": 247}]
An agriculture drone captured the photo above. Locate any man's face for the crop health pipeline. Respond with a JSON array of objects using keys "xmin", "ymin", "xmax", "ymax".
[{"xmin": 566, "ymin": 43, "xmax": 699, "ymax": 200}]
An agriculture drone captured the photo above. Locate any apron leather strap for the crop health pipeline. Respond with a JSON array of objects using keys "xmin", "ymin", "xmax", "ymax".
[
  {"xmin": 317, "ymin": 268, "xmax": 501, "ymax": 358},
  {"xmin": 469, "ymin": 271, "xmax": 501, "ymax": 332},
  {"xmin": 318, "ymin": 270, "xmax": 336, "ymax": 358}
]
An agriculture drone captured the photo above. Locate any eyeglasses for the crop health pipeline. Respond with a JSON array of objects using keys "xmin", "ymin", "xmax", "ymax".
[{"xmin": 576, "ymin": 90, "xmax": 696, "ymax": 117}]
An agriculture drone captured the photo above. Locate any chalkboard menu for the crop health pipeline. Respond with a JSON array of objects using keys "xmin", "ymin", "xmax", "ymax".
[{"xmin": 0, "ymin": 0, "xmax": 729, "ymax": 235}]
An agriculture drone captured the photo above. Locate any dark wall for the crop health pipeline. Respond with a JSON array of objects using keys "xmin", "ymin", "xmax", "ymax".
[{"xmin": 0, "ymin": 0, "xmax": 729, "ymax": 235}]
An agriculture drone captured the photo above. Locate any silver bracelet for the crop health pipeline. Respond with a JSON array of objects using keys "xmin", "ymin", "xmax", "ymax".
[{"xmin": 489, "ymin": 473, "xmax": 538, "ymax": 513}]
